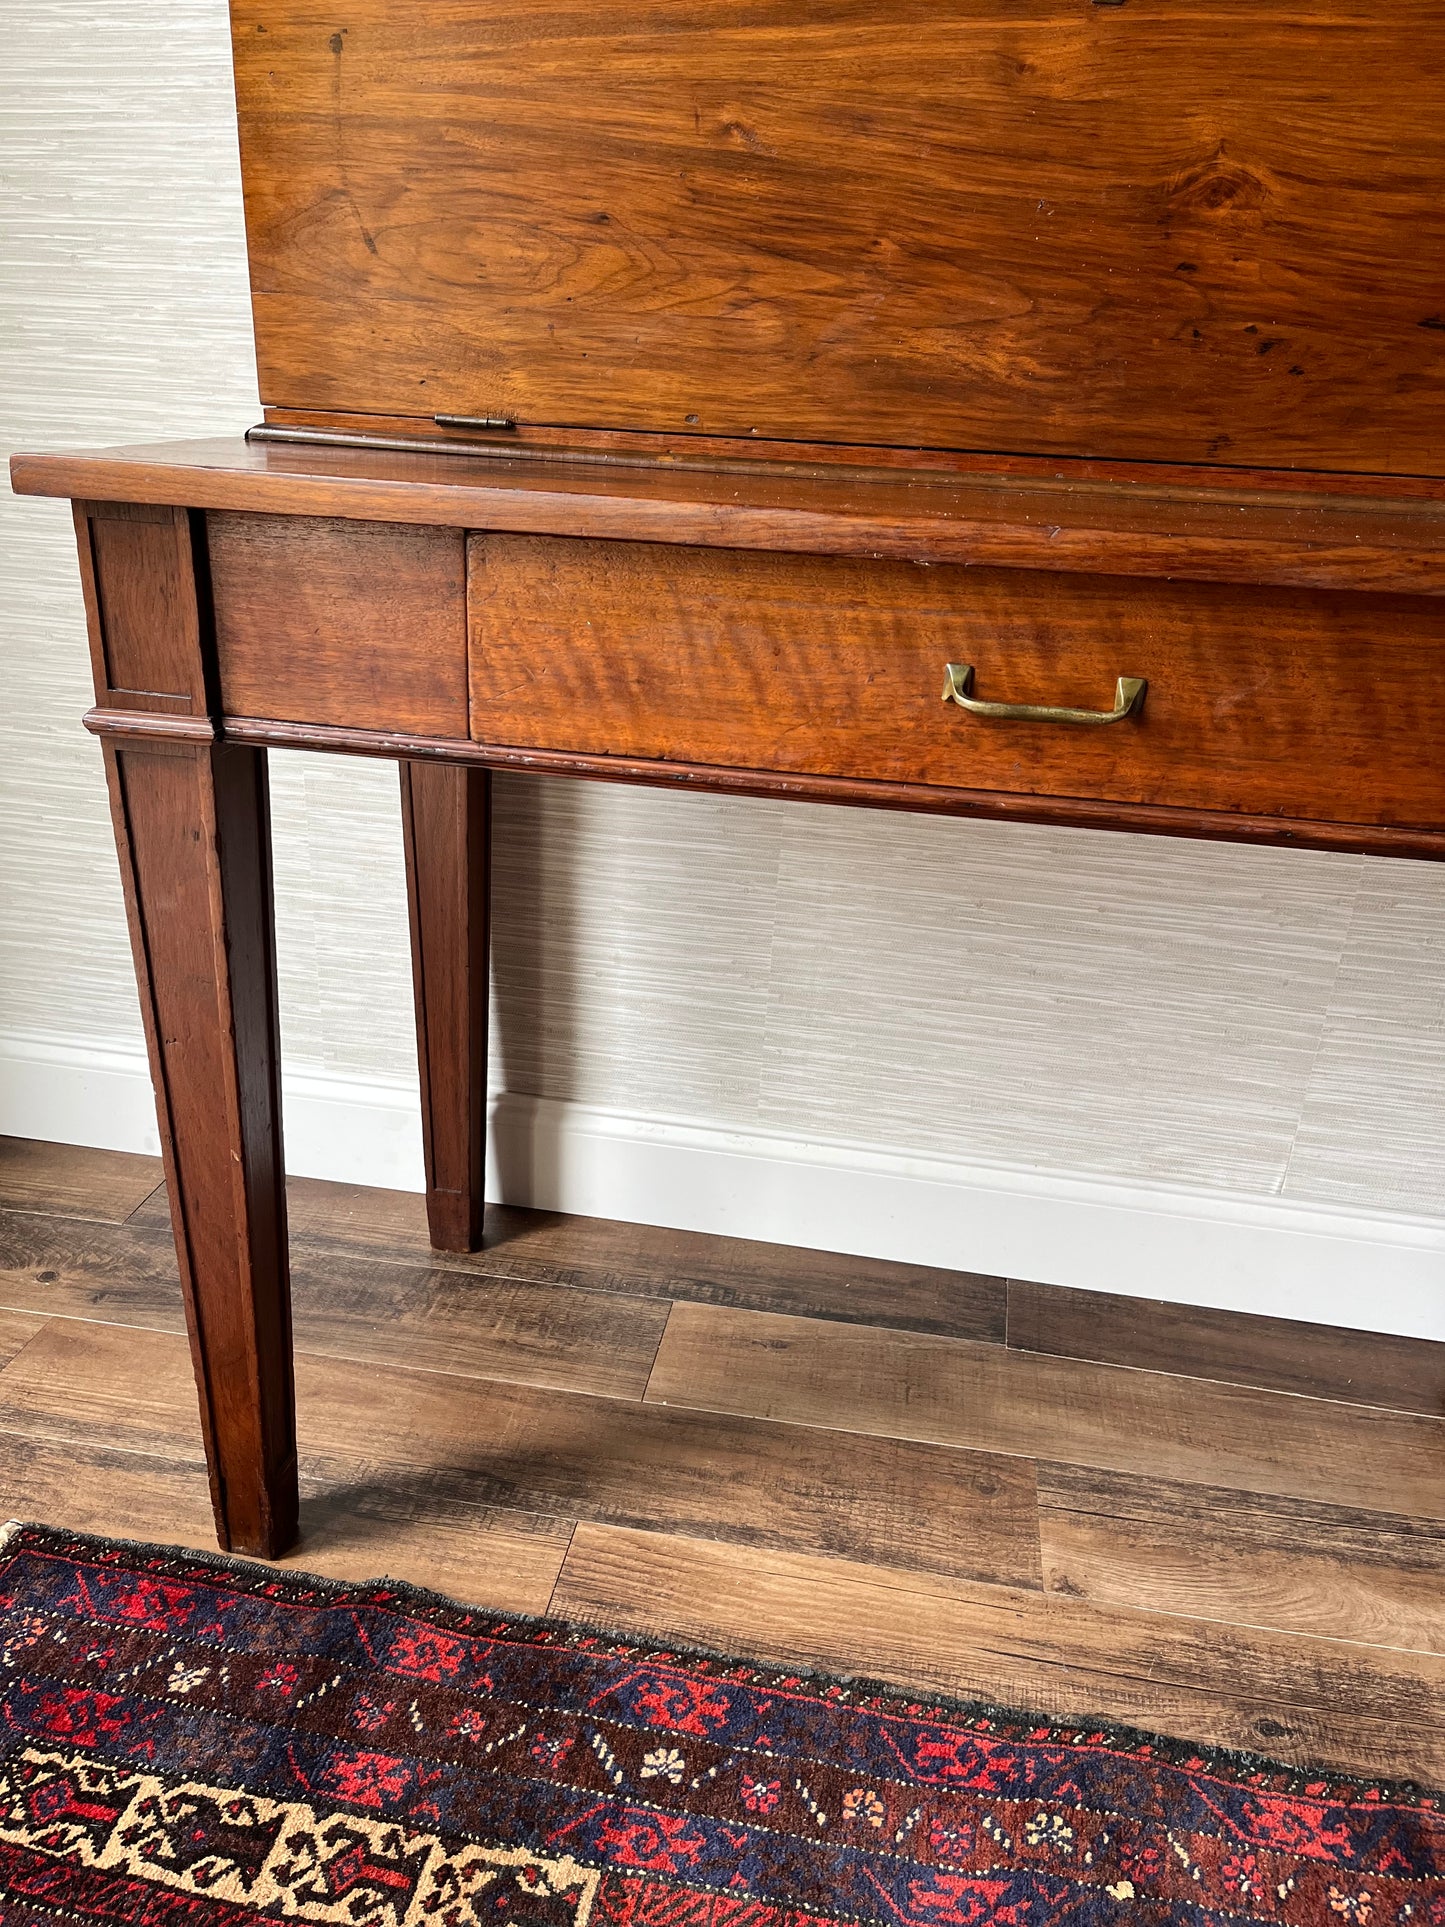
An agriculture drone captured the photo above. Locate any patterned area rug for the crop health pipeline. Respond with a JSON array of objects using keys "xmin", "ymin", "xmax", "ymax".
[{"xmin": 0, "ymin": 1522, "xmax": 1439, "ymax": 1926}]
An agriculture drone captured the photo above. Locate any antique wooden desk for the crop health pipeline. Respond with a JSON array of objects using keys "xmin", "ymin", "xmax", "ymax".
[{"xmin": 12, "ymin": 0, "xmax": 1445, "ymax": 1557}]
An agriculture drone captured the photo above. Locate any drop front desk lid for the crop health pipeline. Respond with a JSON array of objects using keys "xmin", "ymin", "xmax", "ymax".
[
  {"xmin": 231, "ymin": 0, "xmax": 1445, "ymax": 481},
  {"xmin": 14, "ymin": 0, "xmax": 1445, "ymax": 561}
]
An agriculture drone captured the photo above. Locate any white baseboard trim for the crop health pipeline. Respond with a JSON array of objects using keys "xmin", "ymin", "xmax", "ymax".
[
  {"xmin": 0, "ymin": 1032, "xmax": 164, "ymax": 1160},
  {"xmin": 0, "ymin": 1030, "xmax": 422, "ymax": 1188},
  {"xmin": 3, "ymin": 1028, "xmax": 1442, "ymax": 1340}
]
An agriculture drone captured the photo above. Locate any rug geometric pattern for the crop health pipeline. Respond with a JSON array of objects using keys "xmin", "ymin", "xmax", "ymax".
[{"xmin": 1, "ymin": 1522, "xmax": 1440, "ymax": 1925}]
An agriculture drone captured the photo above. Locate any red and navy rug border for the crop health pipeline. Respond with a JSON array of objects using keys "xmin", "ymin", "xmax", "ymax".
[
  {"xmin": 3, "ymin": 1518, "xmax": 1442, "ymax": 1926},
  {"xmin": 3, "ymin": 1517, "xmax": 1438, "ymax": 1812}
]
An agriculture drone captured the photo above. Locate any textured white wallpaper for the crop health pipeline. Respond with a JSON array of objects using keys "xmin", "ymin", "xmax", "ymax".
[{"xmin": 5, "ymin": 0, "xmax": 1445, "ymax": 1221}]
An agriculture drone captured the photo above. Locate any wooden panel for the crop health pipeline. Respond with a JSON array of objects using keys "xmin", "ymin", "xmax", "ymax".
[
  {"xmin": 643, "ymin": 1302, "xmax": 1445, "ymax": 1520},
  {"xmin": 1037, "ymin": 1464, "xmax": 1445, "ymax": 1654},
  {"xmin": 1008, "ymin": 1281, "xmax": 1445, "ymax": 1415},
  {"xmin": 0, "ymin": 1427, "xmax": 224, "ymax": 1551},
  {"xmin": 103, "ymin": 737, "xmax": 296, "ymax": 1557},
  {"xmin": 0, "ymin": 1203, "xmax": 670, "ymax": 1402},
  {"xmin": 0, "ymin": 1318, "xmax": 1043, "ymax": 1589},
  {"xmin": 4, "ymin": 1169, "xmax": 1441, "ymax": 1781},
  {"xmin": 469, "ymin": 536, "xmax": 1445, "ymax": 827},
  {"xmin": 231, "ymin": 715, "xmax": 1445, "ymax": 859},
  {"xmin": 0, "ymin": 1310, "xmax": 45, "ymax": 1371},
  {"xmin": 0, "ymin": 1208, "xmax": 184, "ymax": 1332},
  {"xmin": 208, "ymin": 512, "xmax": 467, "ymax": 733},
  {"xmin": 0, "ymin": 1138, "xmax": 162, "ymax": 1225},
  {"xmin": 18, "ymin": 439, "xmax": 1445, "ymax": 599},
  {"xmin": 0, "ymin": 1431, "xmax": 569, "ymax": 1613},
  {"xmin": 73, "ymin": 501, "xmax": 205, "ymax": 712},
  {"xmin": 286, "ymin": 1265, "xmax": 671, "ymax": 1400},
  {"xmin": 551, "ymin": 1526, "xmax": 1445, "ymax": 1784},
  {"xmin": 401, "ymin": 763, "xmax": 491, "ymax": 1251},
  {"xmin": 230, "ymin": 0, "xmax": 1445, "ymax": 475},
  {"xmin": 284, "ymin": 1481, "xmax": 570, "ymax": 1608},
  {"xmin": 52, "ymin": 1180, "xmax": 1438, "ymax": 1422}
]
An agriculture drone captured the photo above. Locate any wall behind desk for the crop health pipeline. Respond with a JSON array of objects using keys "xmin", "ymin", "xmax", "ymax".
[{"xmin": 3, "ymin": 0, "xmax": 1443, "ymax": 1338}]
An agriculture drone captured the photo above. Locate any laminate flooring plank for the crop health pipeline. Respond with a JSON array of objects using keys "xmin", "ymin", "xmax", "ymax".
[
  {"xmin": 0, "ymin": 1319, "xmax": 1040, "ymax": 1588},
  {"xmin": 0, "ymin": 1206, "xmax": 668, "ymax": 1400},
  {"xmin": 286, "ymin": 1474, "xmax": 572, "ymax": 1611},
  {"xmin": 288, "ymin": 1262, "xmax": 670, "ymax": 1401},
  {"xmin": 0, "ymin": 1207, "xmax": 185, "ymax": 1329},
  {"xmin": 0, "ymin": 1427, "xmax": 219, "ymax": 1545},
  {"xmin": 0, "ymin": 1137, "xmax": 164, "ymax": 1225},
  {"xmin": 0, "ymin": 1310, "xmax": 46, "ymax": 1371},
  {"xmin": 0, "ymin": 1320, "xmax": 199, "ymax": 1464},
  {"xmin": 1037, "ymin": 1464, "xmax": 1445, "ymax": 1655},
  {"xmin": 1008, "ymin": 1280, "xmax": 1445, "ymax": 1415},
  {"xmin": 0, "ymin": 1429, "xmax": 568, "ymax": 1613},
  {"xmin": 645, "ymin": 1303, "xmax": 1445, "ymax": 1521},
  {"xmin": 551, "ymin": 1525, "xmax": 1445, "ymax": 1786},
  {"xmin": 260, "ymin": 1177, "xmax": 1008, "ymax": 1340}
]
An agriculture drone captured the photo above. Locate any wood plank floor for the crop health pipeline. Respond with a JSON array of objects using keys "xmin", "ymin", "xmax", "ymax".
[{"xmin": 1, "ymin": 1134, "xmax": 1442, "ymax": 1788}]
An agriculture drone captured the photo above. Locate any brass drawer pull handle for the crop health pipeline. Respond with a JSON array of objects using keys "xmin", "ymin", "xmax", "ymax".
[{"xmin": 943, "ymin": 662, "xmax": 1147, "ymax": 726}]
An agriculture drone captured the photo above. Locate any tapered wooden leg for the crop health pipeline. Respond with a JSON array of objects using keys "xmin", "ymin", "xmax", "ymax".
[
  {"xmin": 400, "ymin": 762, "xmax": 492, "ymax": 1252},
  {"xmin": 103, "ymin": 735, "xmax": 297, "ymax": 1557}
]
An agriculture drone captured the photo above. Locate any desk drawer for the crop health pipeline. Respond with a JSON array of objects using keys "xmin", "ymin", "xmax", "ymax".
[
  {"xmin": 468, "ymin": 534, "xmax": 1445, "ymax": 827},
  {"xmin": 211, "ymin": 513, "xmax": 468, "ymax": 735}
]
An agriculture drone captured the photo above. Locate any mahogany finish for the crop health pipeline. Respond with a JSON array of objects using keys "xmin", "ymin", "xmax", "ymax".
[
  {"xmin": 209, "ymin": 513, "xmax": 468, "ymax": 735},
  {"xmin": 248, "ymin": 411, "xmax": 1445, "ymax": 502},
  {"xmin": 218, "ymin": 717, "xmax": 1445, "ymax": 863},
  {"xmin": 68, "ymin": 504, "xmax": 298, "ymax": 1556},
  {"xmin": 231, "ymin": 0, "xmax": 1445, "ymax": 475},
  {"xmin": 401, "ymin": 763, "xmax": 492, "ymax": 1251},
  {"xmin": 100, "ymin": 731, "xmax": 296, "ymax": 1559},
  {"xmin": 74, "ymin": 502, "xmax": 210, "ymax": 717},
  {"xmin": 16, "ymin": 439, "xmax": 1445, "ymax": 598},
  {"xmin": 11, "ymin": 0, "xmax": 1444, "ymax": 1556},
  {"xmin": 468, "ymin": 535, "xmax": 1445, "ymax": 829}
]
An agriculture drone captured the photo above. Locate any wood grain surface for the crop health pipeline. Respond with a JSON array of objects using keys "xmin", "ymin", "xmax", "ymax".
[
  {"xmin": 223, "ymin": 712, "xmax": 1445, "ymax": 860},
  {"xmin": 2, "ymin": 1138, "xmax": 1441, "ymax": 1782},
  {"xmin": 0, "ymin": 1310, "xmax": 45, "ymax": 1372},
  {"xmin": 7, "ymin": 1170, "xmax": 1427, "ymax": 1408},
  {"xmin": 208, "ymin": 512, "xmax": 468, "ymax": 734},
  {"xmin": 102, "ymin": 739, "xmax": 297, "ymax": 1557},
  {"xmin": 401, "ymin": 763, "xmax": 491, "ymax": 1249},
  {"xmin": 65, "ymin": 396, "xmax": 305, "ymax": 1563},
  {"xmin": 0, "ymin": 1207, "xmax": 186, "ymax": 1333},
  {"xmin": 0, "ymin": 1140, "xmax": 161, "ymax": 1226},
  {"xmin": 0, "ymin": 1430, "xmax": 569, "ymax": 1612},
  {"xmin": 277, "ymin": 1178, "xmax": 1009, "ymax": 1340},
  {"xmin": 15, "ymin": 440, "xmax": 1445, "ymax": 597},
  {"xmin": 229, "ymin": 0, "xmax": 1445, "ymax": 474},
  {"xmin": 1008, "ymin": 1280, "xmax": 1445, "ymax": 1415},
  {"xmin": 468, "ymin": 535, "xmax": 1445, "ymax": 828},
  {"xmin": 1036, "ymin": 1464, "xmax": 1445, "ymax": 1655},
  {"xmin": 0, "ymin": 1316, "xmax": 1041, "ymax": 1589},
  {"xmin": 0, "ymin": 1198, "xmax": 674, "ymax": 1402},
  {"xmin": 644, "ymin": 1302, "xmax": 1445, "ymax": 1519},
  {"xmin": 249, "ymin": 411, "xmax": 1445, "ymax": 502},
  {"xmin": 73, "ymin": 503, "xmax": 208, "ymax": 715},
  {"xmin": 0, "ymin": 1178, "xmax": 1000, "ymax": 1358}
]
